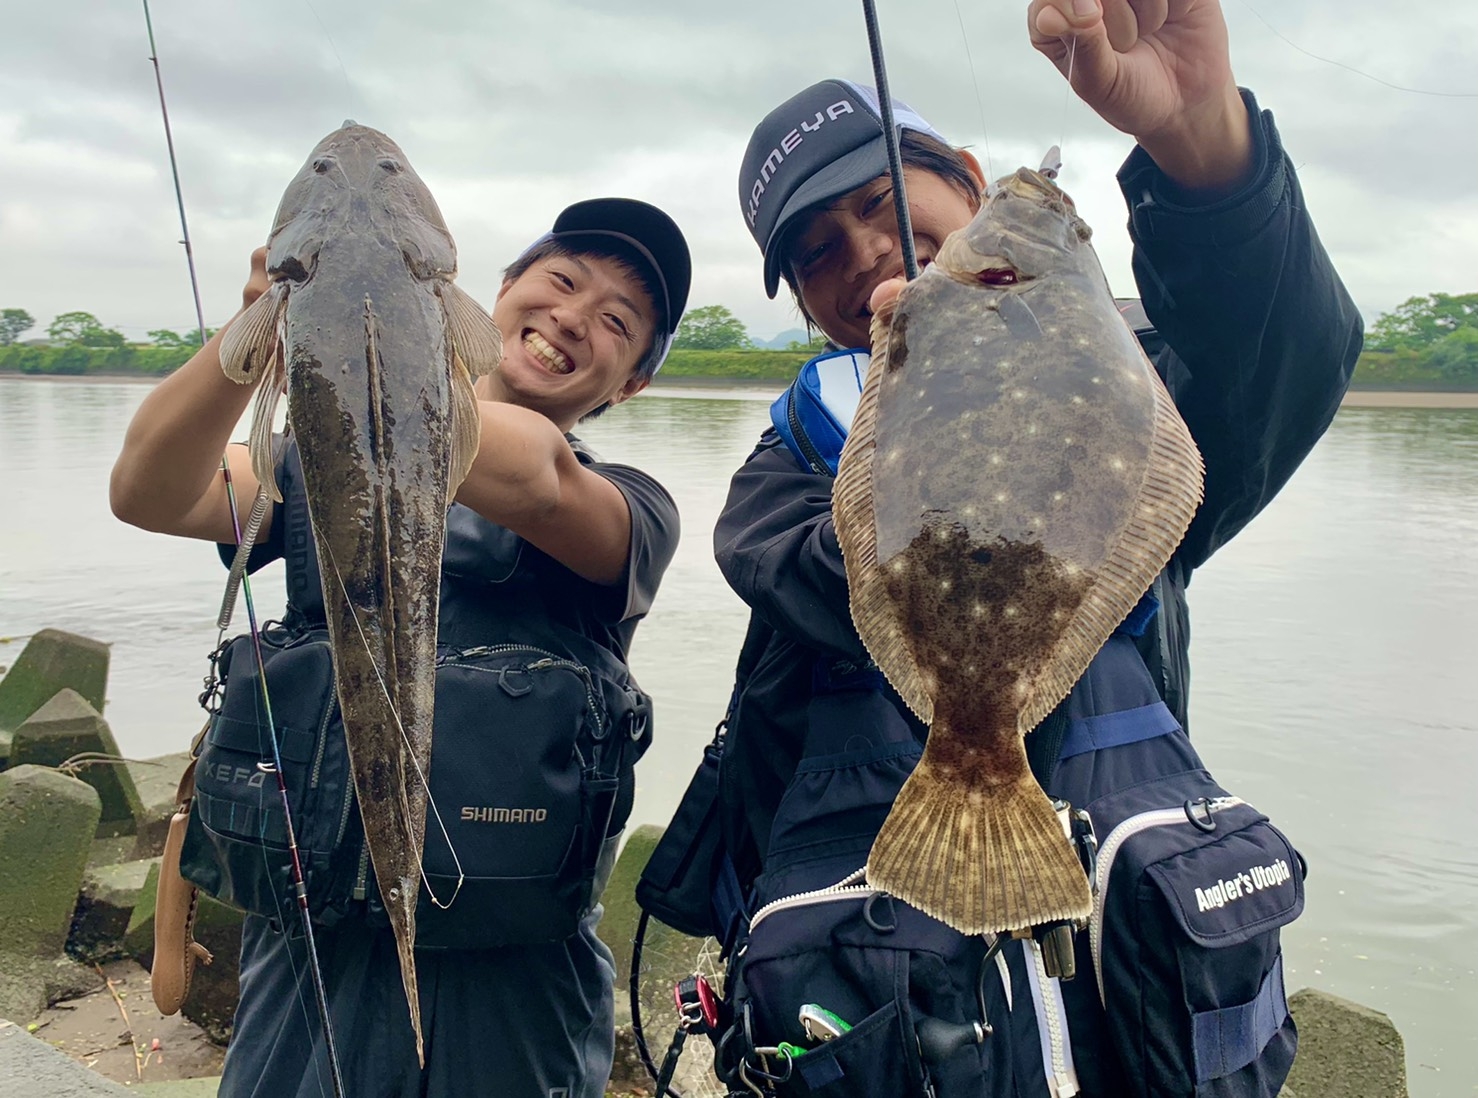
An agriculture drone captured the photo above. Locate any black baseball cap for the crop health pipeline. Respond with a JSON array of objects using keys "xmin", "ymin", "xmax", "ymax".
[
  {"xmin": 739, "ymin": 79, "xmax": 947, "ymax": 298},
  {"xmin": 520, "ymin": 197, "xmax": 692, "ymax": 372}
]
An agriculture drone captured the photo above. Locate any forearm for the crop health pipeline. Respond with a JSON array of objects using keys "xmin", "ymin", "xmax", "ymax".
[
  {"xmin": 1123, "ymin": 95, "xmax": 1362, "ymax": 562},
  {"xmin": 455, "ymin": 401, "xmax": 633, "ymax": 585},
  {"xmin": 110, "ymin": 322, "xmax": 257, "ymax": 533},
  {"xmin": 455, "ymin": 401, "xmax": 566, "ymax": 526},
  {"xmin": 1136, "ymin": 82, "xmax": 1255, "ymax": 198}
]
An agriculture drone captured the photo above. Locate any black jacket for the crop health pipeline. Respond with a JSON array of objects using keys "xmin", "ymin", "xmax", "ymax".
[{"xmin": 712, "ymin": 89, "xmax": 1363, "ymax": 885}]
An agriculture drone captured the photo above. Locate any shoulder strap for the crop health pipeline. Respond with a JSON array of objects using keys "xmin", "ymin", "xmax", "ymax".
[{"xmin": 770, "ymin": 349, "xmax": 869, "ymax": 477}]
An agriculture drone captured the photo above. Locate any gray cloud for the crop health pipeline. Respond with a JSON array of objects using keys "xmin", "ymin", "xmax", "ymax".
[{"xmin": 1, "ymin": 0, "xmax": 1473, "ymax": 343}]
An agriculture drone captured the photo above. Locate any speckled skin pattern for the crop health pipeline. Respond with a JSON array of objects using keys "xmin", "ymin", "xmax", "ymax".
[
  {"xmin": 268, "ymin": 124, "xmax": 461, "ymax": 1056},
  {"xmin": 835, "ymin": 169, "xmax": 1203, "ymax": 931},
  {"xmin": 868, "ymin": 170, "xmax": 1157, "ymax": 766}
]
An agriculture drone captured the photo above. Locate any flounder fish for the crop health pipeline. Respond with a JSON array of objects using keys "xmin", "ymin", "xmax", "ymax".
[
  {"xmin": 219, "ymin": 122, "xmax": 503, "ymax": 1059},
  {"xmin": 833, "ymin": 167, "xmax": 1204, "ymax": 937}
]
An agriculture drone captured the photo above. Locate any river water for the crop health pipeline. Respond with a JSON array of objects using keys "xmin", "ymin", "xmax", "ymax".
[{"xmin": 1, "ymin": 376, "xmax": 1474, "ymax": 1092}]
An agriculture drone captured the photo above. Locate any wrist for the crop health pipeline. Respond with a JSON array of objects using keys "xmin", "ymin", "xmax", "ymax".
[{"xmin": 1137, "ymin": 85, "xmax": 1254, "ymax": 198}]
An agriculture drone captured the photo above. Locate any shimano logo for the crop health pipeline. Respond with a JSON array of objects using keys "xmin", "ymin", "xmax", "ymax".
[
  {"xmin": 746, "ymin": 99, "xmax": 856, "ymax": 227},
  {"xmin": 1194, "ymin": 857, "xmax": 1293, "ymax": 913},
  {"xmin": 461, "ymin": 806, "xmax": 549, "ymax": 824}
]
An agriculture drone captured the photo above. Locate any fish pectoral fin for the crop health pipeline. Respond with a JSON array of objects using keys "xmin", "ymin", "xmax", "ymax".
[
  {"xmin": 447, "ymin": 359, "xmax": 482, "ymax": 506},
  {"xmin": 219, "ymin": 282, "xmax": 285, "ymax": 384},
  {"xmin": 995, "ymin": 292, "xmax": 1043, "ymax": 341},
  {"xmin": 248, "ymin": 355, "xmax": 286, "ymax": 503},
  {"xmin": 442, "ymin": 282, "xmax": 503, "ymax": 378}
]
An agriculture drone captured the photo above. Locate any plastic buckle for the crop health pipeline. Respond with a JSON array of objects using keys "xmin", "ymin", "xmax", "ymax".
[{"xmin": 1071, "ymin": 806, "xmax": 1099, "ymax": 889}]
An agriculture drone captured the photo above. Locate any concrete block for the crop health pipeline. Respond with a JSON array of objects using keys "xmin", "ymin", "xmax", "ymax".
[
  {"xmin": 126, "ymin": 864, "xmax": 242, "ymax": 1044},
  {"xmin": 0, "ymin": 766, "xmax": 101, "ymax": 1022},
  {"xmin": 70, "ymin": 858, "xmax": 162, "ymax": 963},
  {"xmin": 0, "ymin": 629, "xmax": 110, "ymax": 737},
  {"xmin": 0, "ymin": 1018, "xmax": 133, "ymax": 1096},
  {"xmin": 11, "ymin": 691, "xmax": 144, "ymax": 838},
  {"xmin": 127, "ymin": 752, "xmax": 194, "ymax": 859},
  {"xmin": 1286, "ymin": 987, "xmax": 1408, "ymax": 1098},
  {"xmin": 89, "ymin": 836, "xmax": 139, "ymax": 872},
  {"xmin": 132, "ymin": 1079, "xmax": 223, "ymax": 1097}
]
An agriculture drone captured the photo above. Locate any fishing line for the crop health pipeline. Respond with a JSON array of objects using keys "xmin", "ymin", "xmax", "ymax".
[
  {"xmin": 951, "ymin": 0, "xmax": 995, "ymax": 184},
  {"xmin": 1236, "ymin": 0, "xmax": 1478, "ymax": 98},
  {"xmin": 317, "ymin": 537, "xmax": 466, "ymax": 910},
  {"xmin": 302, "ymin": 0, "xmax": 364, "ymax": 115},
  {"xmin": 1060, "ymin": 34, "xmax": 1077, "ymax": 157},
  {"xmin": 140, "ymin": 4, "xmax": 346, "ymax": 1095},
  {"xmin": 861, "ymin": 0, "xmax": 919, "ymax": 281}
]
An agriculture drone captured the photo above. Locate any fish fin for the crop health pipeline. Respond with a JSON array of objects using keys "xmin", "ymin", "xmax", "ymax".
[
  {"xmin": 447, "ymin": 359, "xmax": 482, "ymax": 505},
  {"xmin": 1016, "ymin": 367, "xmax": 1205, "ymax": 733},
  {"xmin": 219, "ymin": 283, "xmax": 284, "ymax": 384},
  {"xmin": 248, "ymin": 355, "xmax": 285, "ymax": 503},
  {"xmin": 442, "ymin": 282, "xmax": 503, "ymax": 378},
  {"xmin": 996, "ymin": 292, "xmax": 1043, "ymax": 341},
  {"xmin": 833, "ymin": 299, "xmax": 934, "ymax": 724},
  {"xmin": 868, "ymin": 746, "xmax": 1092, "ymax": 935}
]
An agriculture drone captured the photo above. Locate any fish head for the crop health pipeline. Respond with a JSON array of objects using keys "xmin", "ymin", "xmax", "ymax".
[
  {"xmin": 932, "ymin": 167, "xmax": 1091, "ymax": 290},
  {"xmin": 266, "ymin": 124, "xmax": 457, "ymax": 286}
]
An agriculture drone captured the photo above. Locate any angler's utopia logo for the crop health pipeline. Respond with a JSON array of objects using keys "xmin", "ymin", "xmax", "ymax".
[
  {"xmin": 460, "ymin": 806, "xmax": 548, "ymax": 824},
  {"xmin": 1193, "ymin": 857, "xmax": 1293, "ymax": 912}
]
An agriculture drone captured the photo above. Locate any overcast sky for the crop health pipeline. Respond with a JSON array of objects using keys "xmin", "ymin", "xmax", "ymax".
[{"xmin": 1, "ymin": 0, "xmax": 1474, "ymax": 345}]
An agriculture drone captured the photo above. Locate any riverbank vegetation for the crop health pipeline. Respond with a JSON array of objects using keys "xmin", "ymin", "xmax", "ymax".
[{"xmin": 3, "ymin": 293, "xmax": 1475, "ymax": 389}]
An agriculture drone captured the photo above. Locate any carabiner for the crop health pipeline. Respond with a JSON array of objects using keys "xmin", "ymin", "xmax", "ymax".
[{"xmin": 1185, "ymin": 797, "xmax": 1218, "ymax": 833}]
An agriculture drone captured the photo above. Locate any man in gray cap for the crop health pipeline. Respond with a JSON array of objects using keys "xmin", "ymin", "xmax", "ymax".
[{"xmin": 704, "ymin": 1, "xmax": 1359, "ymax": 1095}]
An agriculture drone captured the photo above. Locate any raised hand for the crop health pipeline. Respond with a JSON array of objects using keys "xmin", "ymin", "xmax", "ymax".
[{"xmin": 1027, "ymin": 0, "xmax": 1253, "ymax": 192}]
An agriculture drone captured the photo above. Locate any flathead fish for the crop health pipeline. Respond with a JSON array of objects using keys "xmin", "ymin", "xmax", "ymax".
[
  {"xmin": 833, "ymin": 168, "xmax": 1204, "ymax": 936},
  {"xmin": 219, "ymin": 122, "xmax": 502, "ymax": 1059}
]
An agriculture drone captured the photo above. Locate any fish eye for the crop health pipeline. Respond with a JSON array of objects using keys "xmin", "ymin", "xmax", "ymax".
[
  {"xmin": 378, "ymin": 158, "xmax": 402, "ymax": 173},
  {"xmin": 313, "ymin": 156, "xmax": 336, "ymax": 174}
]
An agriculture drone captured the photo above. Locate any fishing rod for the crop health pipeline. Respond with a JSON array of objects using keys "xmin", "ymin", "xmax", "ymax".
[
  {"xmin": 141, "ymin": 5, "xmax": 347, "ymax": 1095},
  {"xmin": 861, "ymin": 0, "xmax": 919, "ymax": 282}
]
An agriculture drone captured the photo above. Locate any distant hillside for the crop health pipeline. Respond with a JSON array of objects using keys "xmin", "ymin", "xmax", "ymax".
[{"xmin": 753, "ymin": 328, "xmax": 810, "ymax": 350}]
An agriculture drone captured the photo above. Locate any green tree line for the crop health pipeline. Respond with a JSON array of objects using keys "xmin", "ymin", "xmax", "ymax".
[{"xmin": 3, "ymin": 295, "xmax": 1475, "ymax": 386}]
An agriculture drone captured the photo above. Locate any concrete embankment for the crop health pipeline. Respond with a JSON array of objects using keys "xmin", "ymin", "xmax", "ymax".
[{"xmin": 0, "ymin": 628, "xmax": 1415, "ymax": 1096}]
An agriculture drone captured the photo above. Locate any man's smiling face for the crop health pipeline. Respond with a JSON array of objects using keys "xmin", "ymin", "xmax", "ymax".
[
  {"xmin": 486, "ymin": 246, "xmax": 659, "ymax": 429},
  {"xmin": 784, "ymin": 165, "xmax": 982, "ymax": 350}
]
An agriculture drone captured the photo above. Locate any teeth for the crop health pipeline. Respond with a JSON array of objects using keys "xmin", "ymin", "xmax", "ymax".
[{"xmin": 524, "ymin": 331, "xmax": 572, "ymax": 374}]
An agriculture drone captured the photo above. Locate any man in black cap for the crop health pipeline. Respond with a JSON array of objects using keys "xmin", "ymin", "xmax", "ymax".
[
  {"xmin": 112, "ymin": 197, "xmax": 692, "ymax": 1097},
  {"xmin": 707, "ymin": 0, "xmax": 1360, "ymax": 1094}
]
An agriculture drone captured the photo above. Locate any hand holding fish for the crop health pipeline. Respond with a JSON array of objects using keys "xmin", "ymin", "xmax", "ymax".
[
  {"xmin": 869, "ymin": 277, "xmax": 907, "ymax": 318},
  {"xmin": 1027, "ymin": 0, "xmax": 1254, "ymax": 193},
  {"xmin": 241, "ymin": 246, "xmax": 269, "ymax": 311}
]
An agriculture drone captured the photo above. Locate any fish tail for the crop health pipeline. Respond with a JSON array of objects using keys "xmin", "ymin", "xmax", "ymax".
[
  {"xmin": 390, "ymin": 919, "xmax": 426, "ymax": 1066},
  {"xmin": 868, "ymin": 753, "xmax": 1091, "ymax": 934}
]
